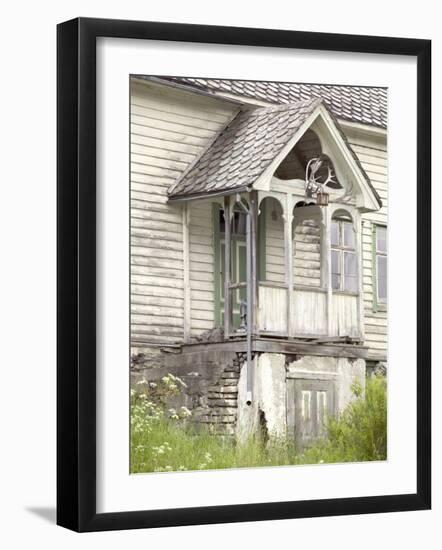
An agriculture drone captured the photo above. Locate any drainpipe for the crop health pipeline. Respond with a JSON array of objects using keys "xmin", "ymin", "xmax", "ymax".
[{"xmin": 237, "ymin": 198, "xmax": 253, "ymax": 405}]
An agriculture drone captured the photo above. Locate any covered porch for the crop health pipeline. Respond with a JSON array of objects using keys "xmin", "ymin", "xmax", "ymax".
[
  {"xmin": 168, "ymin": 97, "xmax": 381, "ymax": 351},
  {"xmin": 218, "ymin": 188, "xmax": 364, "ymax": 343}
]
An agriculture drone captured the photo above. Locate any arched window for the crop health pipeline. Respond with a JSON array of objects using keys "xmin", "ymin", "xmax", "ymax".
[{"xmin": 331, "ymin": 215, "xmax": 357, "ymax": 292}]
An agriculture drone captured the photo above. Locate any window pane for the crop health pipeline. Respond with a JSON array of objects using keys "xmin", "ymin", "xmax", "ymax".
[
  {"xmin": 376, "ymin": 226, "xmax": 387, "ymax": 253},
  {"xmin": 331, "ymin": 249, "xmax": 341, "ymax": 290},
  {"xmin": 230, "ymin": 211, "xmax": 247, "ymax": 235},
  {"xmin": 219, "ymin": 209, "xmax": 225, "ymax": 233},
  {"xmin": 344, "ymin": 275, "xmax": 358, "ymax": 292},
  {"xmin": 332, "ymin": 274, "xmax": 341, "ymax": 290},
  {"xmin": 235, "ymin": 211, "xmax": 247, "ymax": 235},
  {"xmin": 331, "ymin": 249, "xmax": 341, "ymax": 274},
  {"xmin": 220, "ymin": 243, "xmax": 225, "ymax": 299},
  {"xmin": 377, "ymin": 255, "xmax": 387, "ymax": 301},
  {"xmin": 344, "ymin": 252, "xmax": 357, "ymax": 276},
  {"xmin": 331, "ymin": 221, "xmax": 340, "ymax": 246},
  {"xmin": 343, "ymin": 252, "xmax": 358, "ymax": 292},
  {"xmin": 343, "ymin": 221, "xmax": 355, "ymax": 248},
  {"xmin": 237, "ymin": 244, "xmax": 247, "ymax": 304}
]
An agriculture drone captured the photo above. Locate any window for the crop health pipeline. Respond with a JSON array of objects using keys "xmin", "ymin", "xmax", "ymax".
[
  {"xmin": 218, "ymin": 209, "xmax": 247, "ymax": 236},
  {"xmin": 331, "ymin": 218, "xmax": 358, "ymax": 292},
  {"xmin": 213, "ymin": 203, "xmax": 266, "ymax": 328},
  {"xmin": 374, "ymin": 225, "xmax": 387, "ymax": 306}
]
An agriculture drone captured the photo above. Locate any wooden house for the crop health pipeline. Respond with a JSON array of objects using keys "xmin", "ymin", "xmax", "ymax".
[{"xmin": 130, "ymin": 76, "xmax": 387, "ymax": 446}]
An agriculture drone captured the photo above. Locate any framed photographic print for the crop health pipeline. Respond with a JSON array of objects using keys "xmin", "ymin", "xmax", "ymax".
[{"xmin": 57, "ymin": 17, "xmax": 431, "ymax": 532}]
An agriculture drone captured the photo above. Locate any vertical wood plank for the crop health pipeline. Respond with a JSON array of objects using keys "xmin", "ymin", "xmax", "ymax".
[{"xmin": 286, "ymin": 379, "xmax": 295, "ymax": 440}]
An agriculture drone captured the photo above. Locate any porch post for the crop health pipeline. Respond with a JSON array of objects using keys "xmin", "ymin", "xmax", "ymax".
[
  {"xmin": 223, "ymin": 196, "xmax": 232, "ymax": 339},
  {"xmin": 284, "ymin": 194, "xmax": 294, "ymax": 337},
  {"xmin": 322, "ymin": 205, "xmax": 333, "ymax": 336},
  {"xmin": 250, "ymin": 191, "xmax": 259, "ymax": 334}
]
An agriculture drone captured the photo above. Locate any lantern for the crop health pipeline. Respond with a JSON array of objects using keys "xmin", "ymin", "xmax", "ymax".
[{"xmin": 316, "ymin": 190, "xmax": 329, "ymax": 206}]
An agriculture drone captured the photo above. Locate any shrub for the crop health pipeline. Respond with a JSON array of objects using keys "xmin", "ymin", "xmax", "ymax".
[
  {"xmin": 298, "ymin": 375, "xmax": 387, "ymax": 464},
  {"xmin": 130, "ymin": 373, "xmax": 387, "ymax": 473}
]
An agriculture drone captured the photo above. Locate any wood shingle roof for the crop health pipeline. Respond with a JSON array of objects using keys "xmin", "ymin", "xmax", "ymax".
[
  {"xmin": 160, "ymin": 77, "xmax": 387, "ymax": 129},
  {"xmin": 168, "ymin": 96, "xmax": 381, "ymax": 209},
  {"xmin": 168, "ymin": 98, "xmax": 321, "ymax": 200}
]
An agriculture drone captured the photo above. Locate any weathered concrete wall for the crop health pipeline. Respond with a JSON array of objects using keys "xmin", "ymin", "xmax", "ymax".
[
  {"xmin": 236, "ymin": 353, "xmax": 287, "ymax": 443},
  {"xmin": 237, "ymin": 353, "xmax": 366, "ymax": 445},
  {"xmin": 133, "ymin": 347, "xmax": 366, "ymax": 444}
]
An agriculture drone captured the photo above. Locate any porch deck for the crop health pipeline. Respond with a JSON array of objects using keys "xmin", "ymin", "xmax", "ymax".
[{"xmin": 165, "ymin": 335, "xmax": 368, "ymax": 360}]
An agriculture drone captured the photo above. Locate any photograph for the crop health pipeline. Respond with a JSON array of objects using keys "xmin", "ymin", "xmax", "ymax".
[
  {"xmin": 0, "ymin": 1, "xmax": 434, "ymax": 541},
  {"xmin": 129, "ymin": 75, "xmax": 388, "ymax": 474}
]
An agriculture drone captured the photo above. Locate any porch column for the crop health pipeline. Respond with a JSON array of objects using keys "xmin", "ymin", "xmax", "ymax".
[
  {"xmin": 284, "ymin": 194, "xmax": 294, "ymax": 337},
  {"xmin": 321, "ymin": 205, "xmax": 333, "ymax": 336},
  {"xmin": 250, "ymin": 191, "xmax": 259, "ymax": 334},
  {"xmin": 223, "ymin": 196, "xmax": 232, "ymax": 339}
]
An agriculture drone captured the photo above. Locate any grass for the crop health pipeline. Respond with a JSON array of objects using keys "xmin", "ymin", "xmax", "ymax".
[{"xmin": 130, "ymin": 374, "xmax": 387, "ymax": 473}]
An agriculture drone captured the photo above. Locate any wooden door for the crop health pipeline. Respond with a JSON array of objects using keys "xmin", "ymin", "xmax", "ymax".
[{"xmin": 287, "ymin": 379, "xmax": 336, "ymax": 449}]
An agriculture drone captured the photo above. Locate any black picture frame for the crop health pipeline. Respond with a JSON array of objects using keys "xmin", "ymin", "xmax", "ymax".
[{"xmin": 57, "ymin": 17, "xmax": 431, "ymax": 532}]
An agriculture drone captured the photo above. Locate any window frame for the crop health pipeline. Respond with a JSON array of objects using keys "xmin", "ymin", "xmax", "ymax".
[
  {"xmin": 372, "ymin": 223, "xmax": 387, "ymax": 311},
  {"xmin": 213, "ymin": 203, "xmax": 266, "ymax": 327},
  {"xmin": 330, "ymin": 217, "xmax": 358, "ymax": 294}
]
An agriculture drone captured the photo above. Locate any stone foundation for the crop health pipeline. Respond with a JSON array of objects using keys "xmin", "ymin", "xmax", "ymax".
[
  {"xmin": 131, "ymin": 344, "xmax": 366, "ymax": 446},
  {"xmin": 132, "ymin": 347, "xmax": 242, "ymax": 437}
]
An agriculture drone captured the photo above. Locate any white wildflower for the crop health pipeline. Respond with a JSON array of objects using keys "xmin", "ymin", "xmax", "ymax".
[{"xmin": 179, "ymin": 406, "xmax": 192, "ymax": 418}]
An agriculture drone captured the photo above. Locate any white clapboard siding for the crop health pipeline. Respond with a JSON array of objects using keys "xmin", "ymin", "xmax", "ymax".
[
  {"xmin": 264, "ymin": 200, "xmax": 285, "ymax": 285},
  {"xmin": 348, "ymin": 129, "xmax": 388, "ymax": 360},
  {"xmin": 293, "ymin": 220, "xmax": 321, "ymax": 287},
  {"xmin": 189, "ymin": 202, "xmax": 215, "ymax": 337},
  {"xmin": 130, "ymin": 79, "xmax": 238, "ymax": 347}
]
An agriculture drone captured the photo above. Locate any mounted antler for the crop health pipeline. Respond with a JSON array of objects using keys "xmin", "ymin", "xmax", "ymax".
[
  {"xmin": 305, "ymin": 155, "xmax": 337, "ymax": 200},
  {"xmin": 322, "ymin": 165, "xmax": 337, "ymax": 188}
]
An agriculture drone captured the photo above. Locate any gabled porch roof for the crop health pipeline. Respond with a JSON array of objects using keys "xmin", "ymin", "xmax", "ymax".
[{"xmin": 167, "ymin": 98, "xmax": 382, "ymax": 211}]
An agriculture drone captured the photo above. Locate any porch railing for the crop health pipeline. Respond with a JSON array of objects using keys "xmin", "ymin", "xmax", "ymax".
[{"xmin": 257, "ymin": 282, "xmax": 360, "ymax": 339}]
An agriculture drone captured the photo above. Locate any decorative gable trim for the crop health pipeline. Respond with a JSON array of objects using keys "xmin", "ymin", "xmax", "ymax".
[{"xmin": 254, "ymin": 104, "xmax": 382, "ymax": 212}]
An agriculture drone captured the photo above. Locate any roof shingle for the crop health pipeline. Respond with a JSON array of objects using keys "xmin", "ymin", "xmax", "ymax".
[
  {"xmin": 168, "ymin": 98, "xmax": 321, "ymax": 200},
  {"xmin": 160, "ymin": 77, "xmax": 387, "ymax": 129}
]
